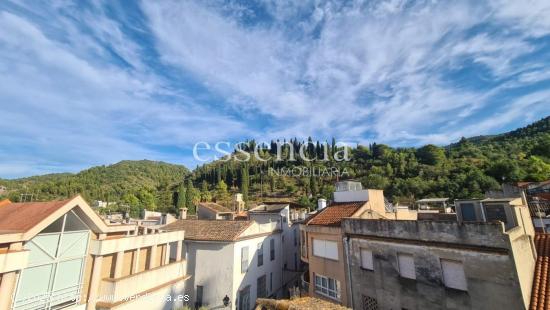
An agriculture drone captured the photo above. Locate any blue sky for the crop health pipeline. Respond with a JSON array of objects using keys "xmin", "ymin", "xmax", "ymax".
[{"xmin": 0, "ymin": 0, "xmax": 549, "ymax": 178}]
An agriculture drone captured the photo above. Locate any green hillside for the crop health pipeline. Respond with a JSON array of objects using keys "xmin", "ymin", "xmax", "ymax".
[
  {"xmin": 191, "ymin": 116, "xmax": 550, "ymax": 209},
  {"xmin": 1, "ymin": 117, "xmax": 549, "ymax": 213},
  {"xmin": 0, "ymin": 160, "xmax": 189, "ymax": 215}
]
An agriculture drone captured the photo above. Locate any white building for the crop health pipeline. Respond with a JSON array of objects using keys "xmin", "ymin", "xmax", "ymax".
[
  {"xmin": 162, "ymin": 218, "xmax": 283, "ymax": 310},
  {"xmin": 248, "ymin": 203, "xmax": 306, "ymax": 296}
]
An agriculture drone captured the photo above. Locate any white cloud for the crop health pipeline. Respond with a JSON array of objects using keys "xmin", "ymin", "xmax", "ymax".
[
  {"xmin": 1, "ymin": 0, "xmax": 550, "ymax": 177},
  {"xmin": 0, "ymin": 5, "xmax": 249, "ymax": 177}
]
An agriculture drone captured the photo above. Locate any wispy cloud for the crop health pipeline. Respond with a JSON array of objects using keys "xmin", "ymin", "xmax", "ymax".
[{"xmin": 0, "ymin": 0, "xmax": 549, "ymax": 177}]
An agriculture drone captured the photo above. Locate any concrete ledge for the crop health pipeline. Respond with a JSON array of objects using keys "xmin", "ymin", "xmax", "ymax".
[
  {"xmin": 90, "ymin": 230, "xmax": 185, "ymax": 255},
  {"xmin": 0, "ymin": 250, "xmax": 29, "ymax": 273}
]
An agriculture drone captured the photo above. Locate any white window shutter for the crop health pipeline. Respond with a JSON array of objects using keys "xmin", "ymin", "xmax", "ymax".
[
  {"xmin": 441, "ymin": 259, "xmax": 467, "ymax": 291},
  {"xmin": 360, "ymin": 249, "xmax": 373, "ymax": 270},
  {"xmin": 398, "ymin": 253, "xmax": 416, "ymax": 279}
]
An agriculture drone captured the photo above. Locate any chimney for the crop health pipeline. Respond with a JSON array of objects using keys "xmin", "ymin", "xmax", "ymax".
[
  {"xmin": 317, "ymin": 198, "xmax": 327, "ymax": 210},
  {"xmin": 179, "ymin": 208, "xmax": 188, "ymax": 220}
]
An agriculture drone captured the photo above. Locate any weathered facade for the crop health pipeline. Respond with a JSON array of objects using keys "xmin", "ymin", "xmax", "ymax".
[{"xmin": 343, "ymin": 197, "xmax": 536, "ymax": 310}]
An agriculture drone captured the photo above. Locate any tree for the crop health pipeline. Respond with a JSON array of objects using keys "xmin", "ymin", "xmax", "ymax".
[
  {"xmin": 215, "ymin": 180, "xmax": 230, "ymax": 203},
  {"xmin": 309, "ymin": 173, "xmax": 318, "ymax": 197},
  {"xmin": 176, "ymin": 183, "xmax": 186, "ymax": 209},
  {"xmin": 486, "ymin": 159, "xmax": 522, "ymax": 182},
  {"xmin": 137, "ymin": 189, "xmax": 156, "ymax": 211},
  {"xmin": 416, "ymin": 144, "xmax": 446, "ymax": 165},
  {"xmin": 525, "ymin": 156, "xmax": 550, "ymax": 181},
  {"xmin": 200, "ymin": 180, "xmax": 211, "ymax": 202},
  {"xmin": 240, "ymin": 165, "xmax": 249, "ymax": 201},
  {"xmin": 185, "ymin": 179, "xmax": 198, "ymax": 213}
]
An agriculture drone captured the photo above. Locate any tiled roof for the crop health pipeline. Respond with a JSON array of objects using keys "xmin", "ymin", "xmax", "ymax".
[
  {"xmin": 198, "ymin": 202, "xmax": 233, "ymax": 214},
  {"xmin": 0, "ymin": 199, "xmax": 11, "ymax": 207},
  {"xmin": 162, "ymin": 219, "xmax": 252, "ymax": 241},
  {"xmin": 530, "ymin": 234, "xmax": 550, "ymax": 310},
  {"xmin": 306, "ymin": 202, "xmax": 364, "ymax": 226},
  {"xmin": 0, "ymin": 198, "xmax": 72, "ymax": 234}
]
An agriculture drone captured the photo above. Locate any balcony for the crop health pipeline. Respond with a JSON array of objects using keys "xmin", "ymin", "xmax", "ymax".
[
  {"xmin": 90, "ymin": 230, "xmax": 185, "ymax": 255},
  {"xmin": 99, "ymin": 260, "xmax": 188, "ymax": 303},
  {"xmin": 0, "ymin": 250, "xmax": 29, "ymax": 273}
]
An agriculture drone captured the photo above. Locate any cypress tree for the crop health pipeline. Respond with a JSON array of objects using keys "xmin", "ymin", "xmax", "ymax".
[
  {"xmin": 241, "ymin": 165, "xmax": 249, "ymax": 201},
  {"xmin": 176, "ymin": 183, "xmax": 186, "ymax": 209},
  {"xmin": 185, "ymin": 179, "xmax": 196, "ymax": 213}
]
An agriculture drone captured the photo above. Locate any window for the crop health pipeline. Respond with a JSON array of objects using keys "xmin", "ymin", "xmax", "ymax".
[
  {"xmin": 314, "ymin": 274, "xmax": 340, "ymax": 300},
  {"xmin": 257, "ymin": 275, "xmax": 267, "ymax": 298},
  {"xmin": 241, "ymin": 246, "xmax": 249, "ymax": 273},
  {"xmin": 270, "ymin": 239, "xmax": 275, "ymax": 261},
  {"xmin": 13, "ymin": 210, "xmax": 89, "ymax": 310},
  {"xmin": 313, "ymin": 239, "xmax": 338, "ymax": 260},
  {"xmin": 397, "ymin": 253, "xmax": 416, "ymax": 279},
  {"xmin": 238, "ymin": 286, "xmax": 250, "ymax": 310},
  {"xmin": 196, "ymin": 286, "xmax": 203, "ymax": 308},
  {"xmin": 460, "ymin": 203, "xmax": 477, "ymax": 221},
  {"xmin": 257, "ymin": 242, "xmax": 264, "ymax": 267},
  {"xmin": 441, "ymin": 259, "xmax": 467, "ymax": 291},
  {"xmin": 360, "ymin": 249, "xmax": 374, "ymax": 270},
  {"xmin": 270, "ymin": 272, "xmax": 273, "ymax": 292},
  {"xmin": 484, "ymin": 204, "xmax": 507, "ymax": 224},
  {"xmin": 301, "ymin": 231, "xmax": 308, "ymax": 258},
  {"xmin": 362, "ymin": 295, "xmax": 378, "ymax": 310}
]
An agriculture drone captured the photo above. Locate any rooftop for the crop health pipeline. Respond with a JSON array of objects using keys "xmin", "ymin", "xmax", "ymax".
[
  {"xmin": 530, "ymin": 234, "xmax": 550, "ymax": 310},
  {"xmin": 249, "ymin": 203, "xmax": 288, "ymax": 213},
  {"xmin": 255, "ymin": 297, "xmax": 350, "ymax": 310},
  {"xmin": 0, "ymin": 198, "xmax": 73, "ymax": 234},
  {"xmin": 306, "ymin": 202, "xmax": 364, "ymax": 227},
  {"xmin": 198, "ymin": 202, "xmax": 233, "ymax": 214},
  {"xmin": 162, "ymin": 219, "xmax": 253, "ymax": 241}
]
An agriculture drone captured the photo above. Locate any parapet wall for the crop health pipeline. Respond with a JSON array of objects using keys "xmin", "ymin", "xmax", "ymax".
[{"xmin": 342, "ymin": 218, "xmax": 510, "ymax": 249}]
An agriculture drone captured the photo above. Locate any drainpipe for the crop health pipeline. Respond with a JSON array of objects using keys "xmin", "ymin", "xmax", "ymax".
[{"xmin": 343, "ymin": 235, "xmax": 354, "ymax": 308}]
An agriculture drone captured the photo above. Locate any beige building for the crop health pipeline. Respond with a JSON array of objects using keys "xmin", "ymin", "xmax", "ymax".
[
  {"xmin": 0, "ymin": 196, "xmax": 190, "ymax": 310},
  {"xmin": 300, "ymin": 181, "xmax": 416, "ymax": 307},
  {"xmin": 197, "ymin": 202, "xmax": 235, "ymax": 220},
  {"xmin": 343, "ymin": 197, "xmax": 536, "ymax": 310}
]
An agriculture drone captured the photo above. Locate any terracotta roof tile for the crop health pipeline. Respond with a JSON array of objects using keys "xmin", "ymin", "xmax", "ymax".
[
  {"xmin": 198, "ymin": 202, "xmax": 233, "ymax": 213},
  {"xmin": 306, "ymin": 202, "xmax": 364, "ymax": 226},
  {"xmin": 162, "ymin": 219, "xmax": 252, "ymax": 241},
  {"xmin": 0, "ymin": 198, "xmax": 72, "ymax": 234},
  {"xmin": 530, "ymin": 234, "xmax": 550, "ymax": 310},
  {"xmin": 0, "ymin": 199, "xmax": 11, "ymax": 208}
]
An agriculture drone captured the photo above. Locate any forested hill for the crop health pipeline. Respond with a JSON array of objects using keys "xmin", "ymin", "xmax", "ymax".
[
  {"xmin": 1, "ymin": 117, "xmax": 549, "ymax": 214},
  {"xmin": 0, "ymin": 160, "xmax": 188, "ymax": 214},
  {"xmin": 191, "ymin": 116, "xmax": 550, "ymax": 210}
]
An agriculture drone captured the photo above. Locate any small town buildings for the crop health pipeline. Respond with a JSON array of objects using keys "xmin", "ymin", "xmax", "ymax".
[
  {"xmin": 342, "ymin": 197, "xmax": 536, "ymax": 310},
  {"xmin": 197, "ymin": 202, "xmax": 235, "ymax": 220},
  {"xmin": 300, "ymin": 180, "xmax": 416, "ymax": 307},
  {"xmin": 0, "ymin": 185, "xmax": 7, "ymax": 195},
  {"xmin": 0, "ymin": 196, "xmax": 189, "ymax": 310},
  {"xmin": 162, "ymin": 215, "xmax": 283, "ymax": 310}
]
